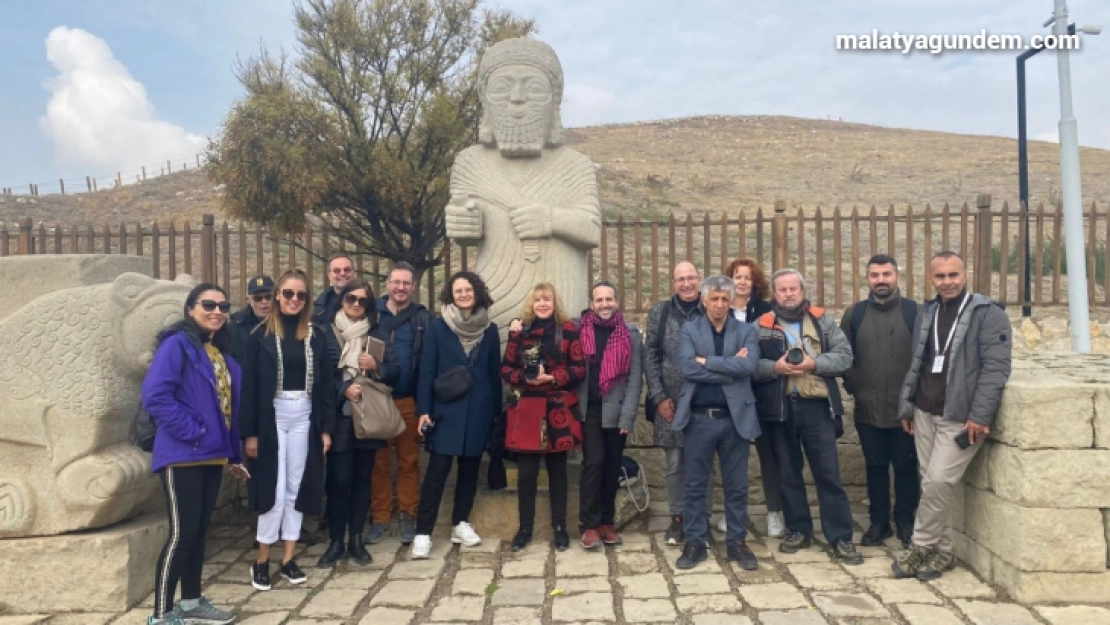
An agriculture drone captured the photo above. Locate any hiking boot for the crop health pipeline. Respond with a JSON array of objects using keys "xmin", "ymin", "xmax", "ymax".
[
  {"xmin": 598, "ymin": 524, "xmax": 622, "ymax": 545},
  {"xmin": 399, "ymin": 512, "xmax": 417, "ymax": 545},
  {"xmin": 148, "ymin": 609, "xmax": 185, "ymax": 625},
  {"xmin": 250, "ymin": 561, "xmax": 271, "ymax": 591},
  {"xmin": 896, "ymin": 524, "xmax": 914, "ymax": 549},
  {"xmin": 511, "ymin": 527, "xmax": 533, "ymax": 552},
  {"xmin": 664, "ymin": 515, "xmax": 684, "ymax": 546},
  {"xmin": 581, "ymin": 528, "xmax": 602, "ymax": 550},
  {"xmin": 778, "ymin": 531, "xmax": 811, "ymax": 553},
  {"xmin": 727, "ymin": 541, "xmax": 759, "ymax": 571},
  {"xmin": 364, "ymin": 522, "xmax": 390, "ymax": 544},
  {"xmin": 348, "ymin": 534, "xmax": 372, "ymax": 565},
  {"xmin": 316, "ymin": 540, "xmax": 345, "ymax": 568},
  {"xmin": 552, "ymin": 525, "xmax": 570, "ymax": 551},
  {"xmin": 451, "ymin": 521, "xmax": 482, "ymax": 547},
  {"xmin": 675, "ymin": 540, "xmax": 708, "ymax": 570},
  {"xmin": 176, "ymin": 596, "xmax": 233, "ymax": 625},
  {"xmin": 280, "ymin": 559, "xmax": 307, "ymax": 584},
  {"xmin": 916, "ymin": 549, "xmax": 956, "ymax": 581},
  {"xmin": 766, "ymin": 511, "xmax": 786, "ymax": 538},
  {"xmin": 892, "ymin": 545, "xmax": 931, "ymax": 579},
  {"xmin": 833, "ymin": 539, "xmax": 864, "ymax": 565},
  {"xmin": 861, "ymin": 524, "xmax": 893, "ymax": 547}
]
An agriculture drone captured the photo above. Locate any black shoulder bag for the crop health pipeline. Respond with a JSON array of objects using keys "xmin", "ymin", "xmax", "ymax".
[{"xmin": 643, "ymin": 304, "xmax": 671, "ymax": 423}]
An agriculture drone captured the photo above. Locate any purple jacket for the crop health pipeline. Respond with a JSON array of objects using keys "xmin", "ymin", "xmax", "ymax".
[{"xmin": 142, "ymin": 330, "xmax": 243, "ymax": 472}]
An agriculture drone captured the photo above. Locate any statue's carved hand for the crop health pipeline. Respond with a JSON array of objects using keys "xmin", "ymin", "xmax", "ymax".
[
  {"xmin": 446, "ymin": 193, "xmax": 483, "ymax": 241},
  {"xmin": 509, "ymin": 203, "xmax": 552, "ymax": 240}
]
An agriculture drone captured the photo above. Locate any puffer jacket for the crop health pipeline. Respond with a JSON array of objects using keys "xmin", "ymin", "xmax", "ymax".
[{"xmin": 899, "ymin": 293, "xmax": 1011, "ymax": 427}]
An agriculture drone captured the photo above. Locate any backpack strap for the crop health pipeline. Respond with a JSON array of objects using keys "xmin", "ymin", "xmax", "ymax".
[
  {"xmin": 655, "ymin": 302, "xmax": 671, "ymax": 353},
  {"xmin": 900, "ymin": 298, "xmax": 918, "ymax": 336},
  {"xmin": 849, "ymin": 301, "xmax": 867, "ymax": 353}
]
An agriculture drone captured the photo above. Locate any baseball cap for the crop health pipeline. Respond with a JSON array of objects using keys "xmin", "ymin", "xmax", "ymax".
[{"xmin": 247, "ymin": 276, "xmax": 275, "ymax": 294}]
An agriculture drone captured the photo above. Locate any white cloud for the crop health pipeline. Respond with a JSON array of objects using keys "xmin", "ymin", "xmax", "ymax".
[{"xmin": 38, "ymin": 26, "xmax": 205, "ymax": 175}]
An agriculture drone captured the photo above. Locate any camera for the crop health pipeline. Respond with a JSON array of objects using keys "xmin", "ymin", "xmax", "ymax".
[
  {"xmin": 420, "ymin": 422, "xmax": 433, "ymax": 436},
  {"xmin": 785, "ymin": 347, "xmax": 805, "ymax": 365},
  {"xmin": 522, "ymin": 344, "xmax": 545, "ymax": 380}
]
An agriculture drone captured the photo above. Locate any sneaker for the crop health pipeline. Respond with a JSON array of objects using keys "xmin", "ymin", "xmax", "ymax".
[
  {"xmin": 892, "ymin": 545, "xmax": 931, "ymax": 579},
  {"xmin": 598, "ymin": 524, "xmax": 622, "ymax": 546},
  {"xmin": 664, "ymin": 515, "xmax": 684, "ymax": 547},
  {"xmin": 766, "ymin": 511, "xmax": 786, "ymax": 538},
  {"xmin": 833, "ymin": 539, "xmax": 864, "ymax": 565},
  {"xmin": 778, "ymin": 531, "xmax": 811, "ymax": 553},
  {"xmin": 399, "ymin": 511, "xmax": 417, "ymax": 545},
  {"xmin": 727, "ymin": 541, "xmax": 759, "ymax": 571},
  {"xmin": 716, "ymin": 515, "xmax": 727, "ymax": 533},
  {"xmin": 280, "ymin": 559, "xmax": 307, "ymax": 584},
  {"xmin": 250, "ymin": 561, "xmax": 271, "ymax": 591},
  {"xmin": 861, "ymin": 524, "xmax": 893, "ymax": 547},
  {"xmin": 365, "ymin": 522, "xmax": 390, "ymax": 544},
  {"xmin": 896, "ymin": 524, "xmax": 914, "ymax": 549},
  {"xmin": 511, "ymin": 527, "xmax": 533, "ymax": 552},
  {"xmin": 410, "ymin": 534, "xmax": 432, "ymax": 559},
  {"xmin": 581, "ymin": 528, "xmax": 602, "ymax": 550},
  {"xmin": 675, "ymin": 540, "xmax": 708, "ymax": 569},
  {"xmin": 148, "ymin": 609, "xmax": 185, "ymax": 625},
  {"xmin": 176, "ymin": 596, "xmax": 234, "ymax": 625},
  {"xmin": 451, "ymin": 521, "xmax": 482, "ymax": 547},
  {"xmin": 916, "ymin": 550, "xmax": 956, "ymax": 581},
  {"xmin": 552, "ymin": 525, "xmax": 570, "ymax": 551}
]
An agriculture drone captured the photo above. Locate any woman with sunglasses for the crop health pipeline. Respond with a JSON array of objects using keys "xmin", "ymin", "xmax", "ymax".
[
  {"xmin": 410, "ymin": 271, "xmax": 501, "ymax": 559},
  {"xmin": 142, "ymin": 283, "xmax": 247, "ymax": 625},
  {"xmin": 317, "ymin": 279, "xmax": 399, "ymax": 568},
  {"xmin": 241, "ymin": 269, "xmax": 335, "ymax": 591}
]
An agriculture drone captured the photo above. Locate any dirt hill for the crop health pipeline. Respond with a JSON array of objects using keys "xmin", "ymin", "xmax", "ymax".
[{"xmin": 3, "ymin": 115, "xmax": 1109, "ymax": 225}]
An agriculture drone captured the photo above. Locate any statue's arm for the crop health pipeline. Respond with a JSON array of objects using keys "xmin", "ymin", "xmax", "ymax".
[{"xmin": 549, "ymin": 156, "xmax": 601, "ymax": 249}]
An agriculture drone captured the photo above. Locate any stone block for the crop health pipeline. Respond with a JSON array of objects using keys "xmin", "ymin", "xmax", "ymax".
[
  {"xmin": 864, "ymin": 578, "xmax": 943, "ymax": 605},
  {"xmin": 299, "ymin": 589, "xmax": 365, "ymax": 618},
  {"xmin": 452, "ymin": 568, "xmax": 494, "ymax": 596},
  {"xmin": 992, "ymin": 377, "xmax": 1095, "ymax": 449},
  {"xmin": 786, "ymin": 563, "xmax": 855, "ymax": 590},
  {"xmin": 1035, "ymin": 606, "xmax": 1110, "ymax": 625},
  {"xmin": 430, "ymin": 595, "xmax": 486, "ymax": 622},
  {"xmin": 809, "ymin": 592, "xmax": 889, "ymax": 618},
  {"xmin": 1095, "ymin": 387, "xmax": 1110, "ymax": 449},
  {"xmin": 961, "ymin": 442, "xmax": 991, "ymax": 490},
  {"xmin": 755, "ymin": 611, "xmax": 827, "ymax": 625},
  {"xmin": 737, "ymin": 582, "xmax": 810, "ymax": 609},
  {"xmin": 951, "ymin": 531, "xmax": 992, "ymax": 581},
  {"xmin": 489, "ymin": 578, "xmax": 546, "ymax": 607},
  {"xmin": 617, "ymin": 573, "xmax": 670, "ymax": 599},
  {"xmin": 926, "ymin": 567, "xmax": 995, "ymax": 600},
  {"xmin": 621, "ymin": 598, "xmax": 677, "ymax": 622},
  {"xmin": 987, "ymin": 444, "xmax": 1110, "ymax": 508},
  {"xmin": 963, "ymin": 487, "xmax": 1106, "ymax": 572},
  {"xmin": 0, "ymin": 255, "xmax": 153, "ymax": 318},
  {"xmin": 0, "ymin": 513, "xmax": 166, "ymax": 614},
  {"xmin": 550, "ymin": 592, "xmax": 615, "ymax": 622},
  {"xmin": 1105, "ymin": 509, "xmax": 1110, "ymax": 566},
  {"xmin": 953, "ymin": 599, "xmax": 1040, "ymax": 625},
  {"xmin": 989, "ymin": 555, "xmax": 1110, "ymax": 604}
]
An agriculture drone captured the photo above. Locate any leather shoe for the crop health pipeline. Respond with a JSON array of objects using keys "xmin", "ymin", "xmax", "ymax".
[
  {"xmin": 348, "ymin": 534, "xmax": 372, "ymax": 565},
  {"xmin": 676, "ymin": 540, "xmax": 708, "ymax": 569},
  {"xmin": 552, "ymin": 525, "xmax": 570, "ymax": 551},
  {"xmin": 511, "ymin": 527, "xmax": 533, "ymax": 552},
  {"xmin": 860, "ymin": 524, "xmax": 892, "ymax": 546},
  {"xmin": 316, "ymin": 540, "xmax": 345, "ymax": 568},
  {"xmin": 727, "ymin": 541, "xmax": 759, "ymax": 570}
]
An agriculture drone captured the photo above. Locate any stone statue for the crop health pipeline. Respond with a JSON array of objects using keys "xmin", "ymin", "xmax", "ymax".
[
  {"xmin": 0, "ymin": 263, "xmax": 193, "ymax": 537},
  {"xmin": 446, "ymin": 38, "xmax": 600, "ymax": 338}
]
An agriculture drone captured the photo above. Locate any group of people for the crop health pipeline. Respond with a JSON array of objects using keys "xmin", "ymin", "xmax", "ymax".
[{"xmin": 140, "ymin": 248, "xmax": 1011, "ymax": 625}]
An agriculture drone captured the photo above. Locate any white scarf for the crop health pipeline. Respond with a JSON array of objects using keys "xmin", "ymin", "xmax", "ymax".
[{"xmin": 333, "ymin": 312, "xmax": 371, "ymax": 381}]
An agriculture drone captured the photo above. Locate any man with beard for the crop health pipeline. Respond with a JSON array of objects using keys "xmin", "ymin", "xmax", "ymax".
[
  {"xmin": 840, "ymin": 254, "xmax": 920, "ymax": 549},
  {"xmin": 230, "ymin": 275, "xmax": 272, "ymax": 365},
  {"xmin": 754, "ymin": 269, "xmax": 862, "ymax": 564},
  {"xmin": 446, "ymin": 38, "xmax": 600, "ymax": 341},
  {"xmin": 314, "ymin": 254, "xmax": 355, "ymax": 323}
]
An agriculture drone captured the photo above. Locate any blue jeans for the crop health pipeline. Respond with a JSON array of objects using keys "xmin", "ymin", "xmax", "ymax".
[{"xmin": 681, "ymin": 411, "xmax": 751, "ymax": 546}]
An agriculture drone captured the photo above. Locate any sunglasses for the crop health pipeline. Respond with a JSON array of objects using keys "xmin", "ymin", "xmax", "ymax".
[
  {"xmin": 344, "ymin": 294, "xmax": 371, "ymax": 308},
  {"xmin": 281, "ymin": 289, "xmax": 309, "ymax": 302},
  {"xmin": 250, "ymin": 293, "xmax": 272, "ymax": 302},
  {"xmin": 199, "ymin": 300, "xmax": 231, "ymax": 313}
]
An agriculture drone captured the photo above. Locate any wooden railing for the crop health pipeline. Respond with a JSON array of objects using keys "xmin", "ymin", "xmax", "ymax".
[{"xmin": 3, "ymin": 195, "xmax": 1107, "ymax": 312}]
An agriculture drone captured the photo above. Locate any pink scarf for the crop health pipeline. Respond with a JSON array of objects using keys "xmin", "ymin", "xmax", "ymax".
[{"xmin": 578, "ymin": 309, "xmax": 631, "ymax": 396}]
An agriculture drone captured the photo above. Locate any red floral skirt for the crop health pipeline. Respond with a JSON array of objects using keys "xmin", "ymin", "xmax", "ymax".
[{"xmin": 506, "ymin": 391, "xmax": 583, "ymax": 453}]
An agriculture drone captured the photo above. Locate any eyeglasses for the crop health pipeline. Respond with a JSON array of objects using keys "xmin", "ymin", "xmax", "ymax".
[
  {"xmin": 250, "ymin": 294, "xmax": 272, "ymax": 302},
  {"xmin": 674, "ymin": 276, "xmax": 699, "ymax": 284},
  {"xmin": 331, "ymin": 267, "xmax": 354, "ymax": 275},
  {"xmin": 281, "ymin": 289, "xmax": 309, "ymax": 302},
  {"xmin": 199, "ymin": 300, "xmax": 231, "ymax": 313},
  {"xmin": 344, "ymin": 294, "xmax": 371, "ymax": 308},
  {"xmin": 389, "ymin": 280, "xmax": 413, "ymax": 288}
]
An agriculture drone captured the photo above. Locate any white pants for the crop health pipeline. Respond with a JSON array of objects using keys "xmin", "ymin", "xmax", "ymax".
[{"xmin": 256, "ymin": 394, "xmax": 312, "ymax": 544}]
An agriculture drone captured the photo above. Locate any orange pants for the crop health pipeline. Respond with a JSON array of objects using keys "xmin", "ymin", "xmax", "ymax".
[{"xmin": 370, "ymin": 396, "xmax": 421, "ymax": 523}]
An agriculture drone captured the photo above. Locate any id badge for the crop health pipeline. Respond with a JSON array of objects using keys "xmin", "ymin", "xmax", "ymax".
[{"xmin": 931, "ymin": 356, "xmax": 945, "ymax": 374}]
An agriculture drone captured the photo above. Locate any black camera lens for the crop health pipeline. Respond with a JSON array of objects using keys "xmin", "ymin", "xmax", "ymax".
[{"xmin": 786, "ymin": 348, "xmax": 805, "ymax": 365}]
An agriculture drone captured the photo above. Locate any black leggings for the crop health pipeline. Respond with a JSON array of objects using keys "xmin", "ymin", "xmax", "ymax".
[
  {"xmin": 416, "ymin": 453, "xmax": 481, "ymax": 535},
  {"xmin": 153, "ymin": 465, "xmax": 222, "ymax": 618},
  {"xmin": 325, "ymin": 447, "xmax": 377, "ymax": 542},
  {"xmin": 516, "ymin": 452, "xmax": 568, "ymax": 529}
]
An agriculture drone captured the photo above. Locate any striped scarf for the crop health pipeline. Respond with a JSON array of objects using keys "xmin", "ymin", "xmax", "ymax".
[{"xmin": 578, "ymin": 309, "xmax": 631, "ymax": 396}]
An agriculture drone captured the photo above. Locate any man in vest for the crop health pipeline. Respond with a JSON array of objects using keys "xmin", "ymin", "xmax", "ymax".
[
  {"xmin": 840, "ymin": 254, "xmax": 920, "ymax": 549},
  {"xmin": 754, "ymin": 268, "xmax": 862, "ymax": 564}
]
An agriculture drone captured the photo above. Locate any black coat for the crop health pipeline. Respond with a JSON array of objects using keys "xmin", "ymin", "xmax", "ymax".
[
  {"xmin": 229, "ymin": 306, "xmax": 262, "ymax": 366},
  {"xmin": 324, "ymin": 321, "xmax": 400, "ymax": 453},
  {"xmin": 416, "ymin": 319, "xmax": 502, "ymax": 458},
  {"xmin": 241, "ymin": 321, "xmax": 336, "ymax": 516}
]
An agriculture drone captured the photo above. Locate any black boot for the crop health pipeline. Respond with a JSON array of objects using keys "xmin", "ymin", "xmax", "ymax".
[
  {"xmin": 316, "ymin": 540, "xmax": 345, "ymax": 568},
  {"xmin": 552, "ymin": 525, "xmax": 570, "ymax": 551},
  {"xmin": 348, "ymin": 533, "xmax": 372, "ymax": 565},
  {"xmin": 511, "ymin": 527, "xmax": 533, "ymax": 552}
]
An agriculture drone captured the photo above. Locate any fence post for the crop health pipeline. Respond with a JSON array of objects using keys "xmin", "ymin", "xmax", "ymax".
[
  {"xmin": 201, "ymin": 214, "xmax": 215, "ymax": 284},
  {"xmin": 17, "ymin": 217, "xmax": 32, "ymax": 254},
  {"xmin": 773, "ymin": 200, "xmax": 788, "ymax": 271},
  {"xmin": 975, "ymin": 194, "xmax": 993, "ymax": 295}
]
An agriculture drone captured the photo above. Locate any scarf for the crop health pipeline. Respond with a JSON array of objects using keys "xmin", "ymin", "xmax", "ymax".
[
  {"xmin": 579, "ymin": 309, "xmax": 631, "ymax": 396},
  {"xmin": 442, "ymin": 304, "xmax": 491, "ymax": 355},
  {"xmin": 773, "ymin": 299, "xmax": 811, "ymax": 323},
  {"xmin": 332, "ymin": 312, "xmax": 371, "ymax": 381}
]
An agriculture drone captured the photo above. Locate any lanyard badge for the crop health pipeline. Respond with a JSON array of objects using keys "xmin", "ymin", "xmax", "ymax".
[{"xmin": 931, "ymin": 294, "xmax": 969, "ymax": 374}]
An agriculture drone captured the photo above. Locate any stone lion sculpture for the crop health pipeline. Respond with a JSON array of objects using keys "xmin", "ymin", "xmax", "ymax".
[{"xmin": 0, "ymin": 269, "xmax": 193, "ymax": 537}]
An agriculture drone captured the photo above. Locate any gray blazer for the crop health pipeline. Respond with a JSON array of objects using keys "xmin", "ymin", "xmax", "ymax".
[
  {"xmin": 575, "ymin": 325, "xmax": 643, "ymax": 432},
  {"xmin": 674, "ymin": 316, "xmax": 761, "ymax": 440}
]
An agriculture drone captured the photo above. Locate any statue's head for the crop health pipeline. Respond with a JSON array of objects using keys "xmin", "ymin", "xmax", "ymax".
[{"xmin": 477, "ymin": 38, "xmax": 565, "ymax": 157}]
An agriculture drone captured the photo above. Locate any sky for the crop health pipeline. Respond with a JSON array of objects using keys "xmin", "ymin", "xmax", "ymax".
[{"xmin": 0, "ymin": 0, "xmax": 1107, "ymax": 194}]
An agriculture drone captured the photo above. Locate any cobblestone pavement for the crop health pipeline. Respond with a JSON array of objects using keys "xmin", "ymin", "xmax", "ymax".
[{"xmin": 8, "ymin": 507, "xmax": 1110, "ymax": 625}]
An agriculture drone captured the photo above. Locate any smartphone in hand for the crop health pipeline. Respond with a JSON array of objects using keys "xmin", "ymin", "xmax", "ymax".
[{"xmin": 955, "ymin": 430, "xmax": 971, "ymax": 450}]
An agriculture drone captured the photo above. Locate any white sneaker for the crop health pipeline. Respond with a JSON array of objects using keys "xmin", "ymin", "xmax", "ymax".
[
  {"xmin": 410, "ymin": 534, "xmax": 431, "ymax": 559},
  {"xmin": 451, "ymin": 521, "xmax": 482, "ymax": 547},
  {"xmin": 716, "ymin": 515, "xmax": 727, "ymax": 533},
  {"xmin": 767, "ymin": 511, "xmax": 786, "ymax": 538}
]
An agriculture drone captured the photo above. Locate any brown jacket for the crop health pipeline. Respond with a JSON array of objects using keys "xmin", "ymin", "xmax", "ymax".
[{"xmin": 840, "ymin": 292, "xmax": 917, "ymax": 428}]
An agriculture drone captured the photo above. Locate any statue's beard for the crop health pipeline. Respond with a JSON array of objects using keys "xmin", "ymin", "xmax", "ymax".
[{"xmin": 491, "ymin": 108, "xmax": 549, "ymax": 156}]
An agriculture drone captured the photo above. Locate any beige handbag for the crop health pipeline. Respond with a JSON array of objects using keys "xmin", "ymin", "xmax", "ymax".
[{"xmin": 350, "ymin": 337, "xmax": 405, "ymax": 440}]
